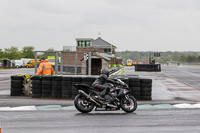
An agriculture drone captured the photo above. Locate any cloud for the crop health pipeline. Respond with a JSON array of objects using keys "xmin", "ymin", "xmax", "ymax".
[{"xmin": 0, "ymin": 0, "xmax": 200, "ymax": 51}]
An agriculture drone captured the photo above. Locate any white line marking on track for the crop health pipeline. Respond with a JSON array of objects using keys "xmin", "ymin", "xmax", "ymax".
[
  {"xmin": 0, "ymin": 103, "xmax": 200, "ymax": 111},
  {"xmin": 173, "ymin": 103, "xmax": 198, "ymax": 108},
  {"xmin": 0, "ymin": 107, "xmax": 11, "ymax": 111},
  {"xmin": 10, "ymin": 106, "xmax": 37, "ymax": 111},
  {"xmin": 193, "ymin": 104, "xmax": 200, "ymax": 108}
]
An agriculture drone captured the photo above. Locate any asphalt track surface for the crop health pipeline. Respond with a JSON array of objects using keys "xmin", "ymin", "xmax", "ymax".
[
  {"xmin": 1, "ymin": 66, "xmax": 200, "ymax": 107},
  {"xmin": 1, "ymin": 66, "xmax": 200, "ymax": 133},
  {"xmin": 126, "ymin": 65, "xmax": 200, "ymax": 103},
  {"xmin": 1, "ymin": 109, "xmax": 200, "ymax": 133},
  {"xmin": 162, "ymin": 65, "xmax": 200, "ymax": 88}
]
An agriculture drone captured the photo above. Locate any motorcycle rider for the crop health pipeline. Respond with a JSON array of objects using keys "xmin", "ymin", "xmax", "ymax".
[{"xmin": 92, "ymin": 67, "xmax": 116, "ymax": 101}]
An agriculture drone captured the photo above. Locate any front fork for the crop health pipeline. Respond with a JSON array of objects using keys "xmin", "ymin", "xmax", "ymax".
[
  {"xmin": 125, "ymin": 94, "xmax": 130, "ymax": 99},
  {"xmin": 124, "ymin": 95, "xmax": 131, "ymax": 104}
]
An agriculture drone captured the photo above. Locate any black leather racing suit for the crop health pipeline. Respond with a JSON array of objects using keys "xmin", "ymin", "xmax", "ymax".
[{"xmin": 92, "ymin": 74, "xmax": 116, "ymax": 97}]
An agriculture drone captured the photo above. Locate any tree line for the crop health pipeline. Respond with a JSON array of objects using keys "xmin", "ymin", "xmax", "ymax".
[
  {"xmin": 116, "ymin": 51, "xmax": 200, "ymax": 64},
  {"xmin": 0, "ymin": 46, "xmax": 35, "ymax": 60},
  {"xmin": 1, "ymin": 46, "xmax": 200, "ymax": 64},
  {"xmin": 0, "ymin": 46, "xmax": 56, "ymax": 60}
]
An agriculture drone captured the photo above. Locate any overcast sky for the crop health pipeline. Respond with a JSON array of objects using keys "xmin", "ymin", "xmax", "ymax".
[{"xmin": 0, "ymin": 0, "xmax": 200, "ymax": 52}]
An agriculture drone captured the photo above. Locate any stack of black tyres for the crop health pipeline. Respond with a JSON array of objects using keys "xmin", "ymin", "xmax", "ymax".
[
  {"xmin": 110, "ymin": 75, "xmax": 129, "ymax": 86},
  {"xmin": 128, "ymin": 75, "xmax": 141, "ymax": 100},
  {"xmin": 62, "ymin": 76, "xmax": 72, "ymax": 99},
  {"xmin": 82, "ymin": 76, "xmax": 97, "ymax": 86},
  {"xmin": 31, "ymin": 76, "xmax": 42, "ymax": 98},
  {"xmin": 140, "ymin": 78, "xmax": 152, "ymax": 100},
  {"xmin": 71, "ymin": 77, "xmax": 82, "ymax": 99},
  {"xmin": 119, "ymin": 76, "xmax": 129, "ymax": 87},
  {"xmin": 42, "ymin": 76, "xmax": 52, "ymax": 98},
  {"xmin": 111, "ymin": 75, "xmax": 133, "ymax": 96},
  {"xmin": 52, "ymin": 76, "xmax": 62, "ymax": 98},
  {"xmin": 10, "ymin": 76, "xmax": 24, "ymax": 96},
  {"xmin": 110, "ymin": 75, "xmax": 125, "ymax": 81}
]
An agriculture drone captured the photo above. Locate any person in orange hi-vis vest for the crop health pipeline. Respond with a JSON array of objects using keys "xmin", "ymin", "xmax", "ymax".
[{"xmin": 35, "ymin": 58, "xmax": 54, "ymax": 75}]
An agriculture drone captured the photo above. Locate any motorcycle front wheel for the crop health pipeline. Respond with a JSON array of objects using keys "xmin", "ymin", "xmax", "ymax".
[
  {"xmin": 120, "ymin": 95, "xmax": 137, "ymax": 113},
  {"xmin": 74, "ymin": 94, "xmax": 95, "ymax": 113}
]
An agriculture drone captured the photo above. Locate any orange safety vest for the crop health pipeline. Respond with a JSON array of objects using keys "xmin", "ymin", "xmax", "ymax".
[{"xmin": 35, "ymin": 60, "xmax": 54, "ymax": 75}]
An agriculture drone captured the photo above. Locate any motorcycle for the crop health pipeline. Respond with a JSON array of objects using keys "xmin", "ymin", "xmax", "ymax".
[{"xmin": 73, "ymin": 78, "xmax": 137, "ymax": 113}]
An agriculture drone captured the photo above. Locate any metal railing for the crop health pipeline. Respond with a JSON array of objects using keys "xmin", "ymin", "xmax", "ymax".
[{"xmin": 34, "ymin": 51, "xmax": 91, "ymax": 75}]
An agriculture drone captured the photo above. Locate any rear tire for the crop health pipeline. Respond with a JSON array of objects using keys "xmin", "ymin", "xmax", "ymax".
[
  {"xmin": 74, "ymin": 94, "xmax": 94, "ymax": 113},
  {"xmin": 120, "ymin": 95, "xmax": 137, "ymax": 113}
]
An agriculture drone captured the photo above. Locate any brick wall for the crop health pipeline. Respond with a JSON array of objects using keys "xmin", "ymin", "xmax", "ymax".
[
  {"xmin": 63, "ymin": 52, "xmax": 85, "ymax": 66},
  {"xmin": 62, "ymin": 47, "xmax": 121, "ymax": 71},
  {"xmin": 76, "ymin": 47, "xmax": 93, "ymax": 53},
  {"xmin": 117, "ymin": 58, "xmax": 122, "ymax": 64},
  {"xmin": 63, "ymin": 52, "xmax": 75, "ymax": 66},
  {"xmin": 109, "ymin": 58, "xmax": 122, "ymax": 65},
  {"xmin": 63, "ymin": 47, "xmax": 94, "ymax": 66},
  {"xmin": 99, "ymin": 48, "xmax": 104, "ymax": 53}
]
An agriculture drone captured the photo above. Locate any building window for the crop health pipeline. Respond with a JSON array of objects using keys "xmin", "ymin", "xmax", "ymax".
[
  {"xmin": 78, "ymin": 41, "xmax": 85, "ymax": 47},
  {"xmin": 104, "ymin": 49, "xmax": 111, "ymax": 53},
  {"xmin": 78, "ymin": 41, "xmax": 81, "ymax": 47},
  {"xmin": 85, "ymin": 41, "xmax": 90, "ymax": 47},
  {"xmin": 78, "ymin": 40, "xmax": 91, "ymax": 47},
  {"xmin": 81, "ymin": 41, "xmax": 84, "ymax": 47}
]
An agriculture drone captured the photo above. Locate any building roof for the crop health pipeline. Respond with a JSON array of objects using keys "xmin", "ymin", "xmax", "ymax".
[
  {"xmin": 92, "ymin": 37, "xmax": 116, "ymax": 49},
  {"xmin": 76, "ymin": 38, "xmax": 93, "ymax": 41},
  {"xmin": 81, "ymin": 52, "xmax": 111, "ymax": 61},
  {"xmin": 99, "ymin": 53, "xmax": 115, "ymax": 58}
]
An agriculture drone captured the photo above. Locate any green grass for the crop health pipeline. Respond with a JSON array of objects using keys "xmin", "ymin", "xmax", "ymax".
[
  {"xmin": 184, "ymin": 65, "xmax": 200, "ymax": 68},
  {"xmin": 0, "ymin": 68, "xmax": 17, "ymax": 70},
  {"xmin": 190, "ymin": 65, "xmax": 200, "ymax": 68}
]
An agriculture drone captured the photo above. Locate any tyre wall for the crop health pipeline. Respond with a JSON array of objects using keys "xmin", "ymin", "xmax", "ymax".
[
  {"xmin": 140, "ymin": 78, "xmax": 152, "ymax": 100},
  {"xmin": 128, "ymin": 75, "xmax": 141, "ymax": 100},
  {"xmin": 134, "ymin": 64, "xmax": 161, "ymax": 72},
  {"xmin": 42, "ymin": 76, "xmax": 52, "ymax": 98},
  {"xmin": 62, "ymin": 76, "xmax": 72, "ymax": 99},
  {"xmin": 71, "ymin": 77, "xmax": 82, "ymax": 99},
  {"xmin": 10, "ymin": 76, "xmax": 24, "ymax": 96},
  {"xmin": 31, "ymin": 76, "xmax": 42, "ymax": 98},
  {"xmin": 52, "ymin": 76, "xmax": 62, "ymax": 98},
  {"xmin": 11, "ymin": 75, "xmax": 153, "ymax": 100}
]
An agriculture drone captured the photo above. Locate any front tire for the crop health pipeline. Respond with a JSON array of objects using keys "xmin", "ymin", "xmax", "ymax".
[
  {"xmin": 120, "ymin": 95, "xmax": 137, "ymax": 113},
  {"xmin": 74, "ymin": 94, "xmax": 94, "ymax": 113}
]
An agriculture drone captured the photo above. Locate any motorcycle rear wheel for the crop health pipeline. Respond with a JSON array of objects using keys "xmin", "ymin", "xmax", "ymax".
[
  {"xmin": 120, "ymin": 95, "xmax": 137, "ymax": 113},
  {"xmin": 74, "ymin": 94, "xmax": 95, "ymax": 113}
]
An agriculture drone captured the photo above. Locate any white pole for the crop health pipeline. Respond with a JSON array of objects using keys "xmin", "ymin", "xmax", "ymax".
[{"xmin": 111, "ymin": 44, "xmax": 112, "ymax": 54}]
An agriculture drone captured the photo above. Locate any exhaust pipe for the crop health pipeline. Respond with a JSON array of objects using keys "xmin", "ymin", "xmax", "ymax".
[
  {"xmin": 107, "ymin": 104, "xmax": 118, "ymax": 108},
  {"xmin": 78, "ymin": 90, "xmax": 101, "ymax": 106}
]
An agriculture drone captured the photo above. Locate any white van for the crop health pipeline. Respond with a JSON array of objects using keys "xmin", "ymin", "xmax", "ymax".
[{"xmin": 14, "ymin": 60, "xmax": 23, "ymax": 68}]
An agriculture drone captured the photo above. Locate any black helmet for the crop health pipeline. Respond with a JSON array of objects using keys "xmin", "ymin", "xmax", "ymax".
[
  {"xmin": 39, "ymin": 58, "xmax": 45, "ymax": 61},
  {"xmin": 101, "ymin": 68, "xmax": 109, "ymax": 76}
]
